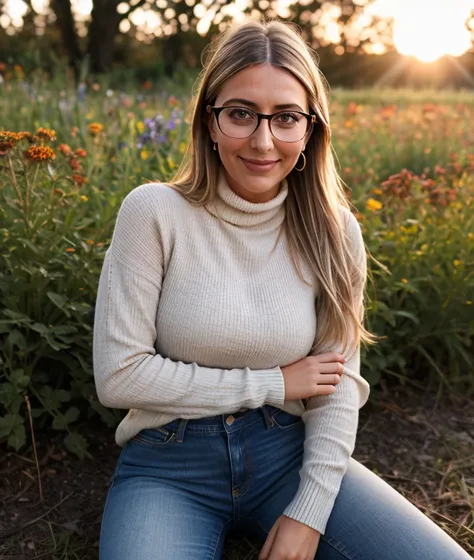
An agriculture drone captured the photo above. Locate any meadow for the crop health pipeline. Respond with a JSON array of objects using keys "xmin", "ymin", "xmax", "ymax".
[{"xmin": 0, "ymin": 64, "xmax": 473, "ymax": 557}]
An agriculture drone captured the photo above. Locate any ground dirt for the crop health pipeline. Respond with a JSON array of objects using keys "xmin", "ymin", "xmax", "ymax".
[{"xmin": 1, "ymin": 382, "xmax": 473, "ymax": 559}]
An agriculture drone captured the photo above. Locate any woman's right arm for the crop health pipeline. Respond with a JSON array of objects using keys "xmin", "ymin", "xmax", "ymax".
[{"xmin": 92, "ymin": 184, "xmax": 285, "ymax": 418}]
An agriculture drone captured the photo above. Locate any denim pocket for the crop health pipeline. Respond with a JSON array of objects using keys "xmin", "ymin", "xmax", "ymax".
[
  {"xmin": 131, "ymin": 422, "xmax": 179, "ymax": 447},
  {"xmin": 271, "ymin": 409, "xmax": 303, "ymax": 430}
]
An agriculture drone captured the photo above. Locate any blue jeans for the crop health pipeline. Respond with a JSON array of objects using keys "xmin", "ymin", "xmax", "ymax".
[{"xmin": 99, "ymin": 405, "xmax": 470, "ymax": 559}]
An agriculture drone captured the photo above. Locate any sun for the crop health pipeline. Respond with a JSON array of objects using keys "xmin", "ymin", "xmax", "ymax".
[{"xmin": 369, "ymin": 0, "xmax": 472, "ymax": 63}]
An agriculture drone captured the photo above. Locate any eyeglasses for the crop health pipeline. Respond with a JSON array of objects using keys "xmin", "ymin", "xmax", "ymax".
[{"xmin": 206, "ymin": 105, "xmax": 316, "ymax": 143}]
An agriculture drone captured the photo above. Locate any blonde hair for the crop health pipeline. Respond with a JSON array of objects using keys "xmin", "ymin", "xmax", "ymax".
[{"xmin": 170, "ymin": 19, "xmax": 378, "ymax": 357}]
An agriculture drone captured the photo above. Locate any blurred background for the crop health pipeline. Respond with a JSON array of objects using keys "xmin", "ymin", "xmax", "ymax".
[{"xmin": 1, "ymin": 0, "xmax": 474, "ymax": 87}]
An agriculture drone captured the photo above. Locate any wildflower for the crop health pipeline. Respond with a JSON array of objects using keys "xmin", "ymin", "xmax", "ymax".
[
  {"xmin": 0, "ymin": 140, "xmax": 14, "ymax": 156},
  {"xmin": 25, "ymin": 145, "xmax": 56, "ymax": 162},
  {"xmin": 80, "ymin": 195, "xmax": 88, "ymax": 202},
  {"xmin": 372, "ymin": 188, "xmax": 382, "ymax": 195},
  {"xmin": 59, "ymin": 143, "xmax": 72, "ymax": 156},
  {"xmin": 88, "ymin": 122, "xmax": 104, "ymax": 136},
  {"xmin": 70, "ymin": 158, "xmax": 81, "ymax": 170},
  {"xmin": 137, "ymin": 121, "xmax": 145, "ymax": 134},
  {"xmin": 401, "ymin": 278, "xmax": 408, "ymax": 284},
  {"xmin": 366, "ymin": 198, "xmax": 382, "ymax": 212},
  {"xmin": 74, "ymin": 148, "xmax": 87, "ymax": 158},
  {"xmin": 86, "ymin": 239, "xmax": 95, "ymax": 245},
  {"xmin": 37, "ymin": 127, "xmax": 56, "ymax": 141},
  {"xmin": 65, "ymin": 248, "xmax": 75, "ymax": 253},
  {"xmin": 71, "ymin": 126, "xmax": 79, "ymax": 137},
  {"xmin": 466, "ymin": 301, "xmax": 472, "ymax": 305},
  {"xmin": 71, "ymin": 174, "xmax": 88, "ymax": 186},
  {"xmin": 344, "ymin": 120, "xmax": 354, "ymax": 128},
  {"xmin": 168, "ymin": 95, "xmax": 178, "ymax": 107},
  {"xmin": 140, "ymin": 150, "xmax": 149, "ymax": 160},
  {"xmin": 453, "ymin": 259, "xmax": 461, "ymax": 267},
  {"xmin": 0, "ymin": 130, "xmax": 20, "ymax": 142}
]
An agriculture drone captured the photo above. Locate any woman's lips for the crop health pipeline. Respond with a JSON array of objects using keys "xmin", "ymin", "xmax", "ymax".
[{"xmin": 239, "ymin": 157, "xmax": 279, "ymax": 172}]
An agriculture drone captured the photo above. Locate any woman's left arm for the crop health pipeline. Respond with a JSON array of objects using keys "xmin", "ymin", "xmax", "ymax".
[{"xmin": 283, "ymin": 210, "xmax": 371, "ymax": 534}]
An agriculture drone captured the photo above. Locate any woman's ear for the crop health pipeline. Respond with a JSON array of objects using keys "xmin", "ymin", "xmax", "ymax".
[{"xmin": 206, "ymin": 105, "xmax": 218, "ymax": 143}]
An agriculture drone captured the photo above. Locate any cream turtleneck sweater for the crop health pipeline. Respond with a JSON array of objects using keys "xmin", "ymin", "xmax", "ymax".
[{"xmin": 93, "ymin": 170, "xmax": 370, "ymax": 534}]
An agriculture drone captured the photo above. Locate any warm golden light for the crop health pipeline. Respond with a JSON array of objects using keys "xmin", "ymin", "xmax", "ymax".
[{"xmin": 370, "ymin": 0, "xmax": 472, "ymax": 62}]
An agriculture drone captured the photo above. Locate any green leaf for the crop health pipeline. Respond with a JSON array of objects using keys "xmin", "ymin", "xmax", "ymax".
[
  {"xmin": 47, "ymin": 292, "xmax": 67, "ymax": 310},
  {"xmin": 52, "ymin": 414, "xmax": 67, "ymax": 430},
  {"xmin": 18, "ymin": 238, "xmax": 40, "ymax": 255},
  {"xmin": 64, "ymin": 407, "xmax": 80, "ymax": 423},
  {"xmin": 30, "ymin": 322, "xmax": 49, "ymax": 334},
  {"xmin": 393, "ymin": 310, "xmax": 420, "ymax": 324},
  {"xmin": 7, "ymin": 330, "xmax": 27, "ymax": 350},
  {"xmin": 64, "ymin": 432, "xmax": 90, "ymax": 460},
  {"xmin": 8, "ymin": 424, "xmax": 26, "ymax": 450},
  {"xmin": 0, "ymin": 383, "xmax": 20, "ymax": 406},
  {"xmin": 0, "ymin": 413, "xmax": 23, "ymax": 438}
]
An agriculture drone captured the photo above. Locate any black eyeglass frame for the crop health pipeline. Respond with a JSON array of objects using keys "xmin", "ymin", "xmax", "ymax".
[{"xmin": 206, "ymin": 104, "xmax": 317, "ymax": 143}]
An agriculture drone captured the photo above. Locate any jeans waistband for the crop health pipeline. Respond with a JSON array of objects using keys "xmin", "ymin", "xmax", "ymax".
[{"xmin": 172, "ymin": 405, "xmax": 280, "ymax": 443}]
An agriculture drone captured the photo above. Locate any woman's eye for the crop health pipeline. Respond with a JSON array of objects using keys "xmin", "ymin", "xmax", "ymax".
[
  {"xmin": 275, "ymin": 112, "xmax": 299, "ymax": 124},
  {"xmin": 229, "ymin": 108, "xmax": 253, "ymax": 119}
]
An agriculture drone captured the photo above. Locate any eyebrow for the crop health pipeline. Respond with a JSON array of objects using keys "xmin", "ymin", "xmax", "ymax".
[{"xmin": 221, "ymin": 98, "xmax": 305, "ymax": 112}]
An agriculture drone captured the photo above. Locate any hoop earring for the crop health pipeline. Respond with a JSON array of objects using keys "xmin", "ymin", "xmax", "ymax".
[
  {"xmin": 295, "ymin": 152, "xmax": 306, "ymax": 172},
  {"xmin": 213, "ymin": 142, "xmax": 217, "ymax": 151}
]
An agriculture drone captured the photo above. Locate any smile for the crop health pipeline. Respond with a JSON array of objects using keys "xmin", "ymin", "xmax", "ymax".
[{"xmin": 239, "ymin": 157, "xmax": 279, "ymax": 172}]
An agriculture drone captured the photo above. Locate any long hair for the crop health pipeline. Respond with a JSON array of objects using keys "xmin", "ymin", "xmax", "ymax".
[{"xmin": 170, "ymin": 19, "xmax": 378, "ymax": 357}]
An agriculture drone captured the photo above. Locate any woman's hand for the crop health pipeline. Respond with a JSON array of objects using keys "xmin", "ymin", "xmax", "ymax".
[
  {"xmin": 258, "ymin": 515, "xmax": 321, "ymax": 560},
  {"xmin": 280, "ymin": 352, "xmax": 345, "ymax": 401}
]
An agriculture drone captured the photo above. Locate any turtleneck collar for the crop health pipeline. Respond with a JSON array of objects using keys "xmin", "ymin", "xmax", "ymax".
[{"xmin": 205, "ymin": 168, "xmax": 288, "ymax": 228}]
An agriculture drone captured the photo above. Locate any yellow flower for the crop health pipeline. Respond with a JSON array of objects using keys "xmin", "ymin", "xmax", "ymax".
[
  {"xmin": 453, "ymin": 259, "xmax": 461, "ymax": 267},
  {"xmin": 372, "ymin": 188, "xmax": 382, "ymax": 195},
  {"xmin": 80, "ymin": 195, "xmax": 88, "ymax": 202},
  {"xmin": 466, "ymin": 301, "xmax": 472, "ymax": 305},
  {"xmin": 86, "ymin": 239, "xmax": 95, "ymax": 245},
  {"xmin": 140, "ymin": 149, "xmax": 149, "ymax": 160},
  {"xmin": 401, "ymin": 278, "xmax": 408, "ymax": 284},
  {"xmin": 65, "ymin": 248, "xmax": 75, "ymax": 253},
  {"xmin": 167, "ymin": 157, "xmax": 175, "ymax": 169},
  {"xmin": 87, "ymin": 122, "xmax": 104, "ymax": 136},
  {"xmin": 366, "ymin": 198, "xmax": 382, "ymax": 212},
  {"xmin": 420, "ymin": 244, "xmax": 428, "ymax": 251},
  {"xmin": 25, "ymin": 145, "xmax": 56, "ymax": 162},
  {"xmin": 468, "ymin": 233, "xmax": 473, "ymax": 240},
  {"xmin": 137, "ymin": 121, "xmax": 145, "ymax": 134}
]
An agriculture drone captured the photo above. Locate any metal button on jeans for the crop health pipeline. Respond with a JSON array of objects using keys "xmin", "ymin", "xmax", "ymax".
[{"xmin": 226, "ymin": 415, "xmax": 235, "ymax": 426}]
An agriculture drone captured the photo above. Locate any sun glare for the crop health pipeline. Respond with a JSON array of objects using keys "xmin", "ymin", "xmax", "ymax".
[{"xmin": 370, "ymin": 0, "xmax": 473, "ymax": 62}]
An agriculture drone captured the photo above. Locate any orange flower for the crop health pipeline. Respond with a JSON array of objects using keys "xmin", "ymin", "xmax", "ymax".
[
  {"xmin": 74, "ymin": 148, "xmax": 87, "ymax": 158},
  {"xmin": 70, "ymin": 158, "xmax": 81, "ymax": 170},
  {"xmin": 87, "ymin": 122, "xmax": 104, "ymax": 136},
  {"xmin": 59, "ymin": 143, "xmax": 72, "ymax": 156},
  {"xmin": 71, "ymin": 174, "xmax": 88, "ymax": 186},
  {"xmin": 37, "ymin": 127, "xmax": 56, "ymax": 141},
  {"xmin": 65, "ymin": 248, "xmax": 76, "ymax": 253},
  {"xmin": 25, "ymin": 145, "xmax": 56, "ymax": 162}
]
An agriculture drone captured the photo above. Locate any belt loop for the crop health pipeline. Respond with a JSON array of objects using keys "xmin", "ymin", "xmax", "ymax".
[
  {"xmin": 175, "ymin": 418, "xmax": 188, "ymax": 443},
  {"xmin": 261, "ymin": 405, "xmax": 275, "ymax": 429}
]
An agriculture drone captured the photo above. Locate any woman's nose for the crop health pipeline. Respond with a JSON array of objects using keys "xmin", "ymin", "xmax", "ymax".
[{"xmin": 251, "ymin": 119, "xmax": 274, "ymax": 152}]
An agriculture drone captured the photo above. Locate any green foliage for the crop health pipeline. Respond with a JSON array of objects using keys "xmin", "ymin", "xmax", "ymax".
[{"xmin": 0, "ymin": 68, "xmax": 473, "ymax": 457}]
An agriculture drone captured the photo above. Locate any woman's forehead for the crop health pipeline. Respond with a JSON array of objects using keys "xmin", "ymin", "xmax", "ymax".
[{"xmin": 216, "ymin": 65, "xmax": 309, "ymax": 110}]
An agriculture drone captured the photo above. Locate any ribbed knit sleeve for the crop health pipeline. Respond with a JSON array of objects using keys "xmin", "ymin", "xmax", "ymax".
[
  {"xmin": 92, "ymin": 184, "xmax": 285, "ymax": 416},
  {"xmin": 283, "ymin": 210, "xmax": 371, "ymax": 534}
]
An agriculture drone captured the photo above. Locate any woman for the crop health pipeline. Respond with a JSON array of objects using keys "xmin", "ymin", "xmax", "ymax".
[{"xmin": 93, "ymin": 19, "xmax": 470, "ymax": 560}]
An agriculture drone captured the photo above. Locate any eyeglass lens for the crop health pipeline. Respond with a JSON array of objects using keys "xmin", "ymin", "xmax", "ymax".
[{"xmin": 218, "ymin": 107, "xmax": 309, "ymax": 142}]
